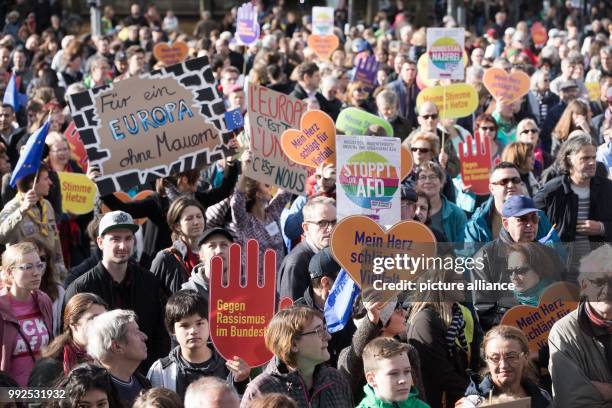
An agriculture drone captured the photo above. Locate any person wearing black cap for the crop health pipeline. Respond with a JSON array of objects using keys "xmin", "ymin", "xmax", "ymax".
[
  {"xmin": 181, "ymin": 227, "xmax": 234, "ymax": 304},
  {"xmin": 294, "ymin": 248, "xmax": 355, "ymax": 367},
  {"xmin": 400, "ymin": 182, "xmax": 418, "ymax": 220},
  {"xmin": 471, "ymin": 195, "xmax": 566, "ymax": 331}
]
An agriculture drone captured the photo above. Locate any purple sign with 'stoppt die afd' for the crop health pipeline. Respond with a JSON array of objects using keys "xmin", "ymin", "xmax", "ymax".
[{"xmin": 236, "ymin": 2, "xmax": 260, "ymax": 45}]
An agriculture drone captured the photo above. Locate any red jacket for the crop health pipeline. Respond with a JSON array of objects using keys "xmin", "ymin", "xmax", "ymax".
[{"xmin": 0, "ymin": 288, "xmax": 54, "ymax": 373}]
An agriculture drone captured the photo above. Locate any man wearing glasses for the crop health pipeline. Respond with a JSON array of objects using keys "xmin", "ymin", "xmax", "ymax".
[
  {"xmin": 465, "ymin": 162, "xmax": 559, "ymax": 244},
  {"xmin": 470, "ymin": 194, "xmax": 565, "ymax": 331},
  {"xmin": 548, "ymin": 245, "xmax": 612, "ymax": 407},
  {"xmin": 277, "ymin": 196, "xmax": 336, "ymax": 301}
]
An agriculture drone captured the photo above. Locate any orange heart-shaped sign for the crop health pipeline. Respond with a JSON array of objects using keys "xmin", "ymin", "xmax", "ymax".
[
  {"xmin": 153, "ymin": 41, "xmax": 189, "ymax": 66},
  {"xmin": 401, "ymin": 145, "xmax": 414, "ymax": 180},
  {"xmin": 483, "ymin": 68, "xmax": 530, "ymax": 103},
  {"xmin": 500, "ymin": 282, "xmax": 580, "ymax": 353},
  {"xmin": 280, "ymin": 110, "xmax": 336, "ymax": 168},
  {"xmin": 307, "ymin": 34, "xmax": 340, "ymax": 60},
  {"xmin": 330, "ymin": 216, "xmax": 436, "ymax": 290},
  {"xmin": 100, "ymin": 190, "xmax": 155, "ymax": 225}
]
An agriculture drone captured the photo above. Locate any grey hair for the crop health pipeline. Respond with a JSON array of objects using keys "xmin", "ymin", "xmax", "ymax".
[
  {"xmin": 466, "ymin": 65, "xmax": 484, "ymax": 83},
  {"xmin": 557, "ymin": 133, "xmax": 596, "ymax": 175},
  {"xmin": 376, "ymin": 89, "xmax": 398, "ymax": 107},
  {"xmin": 184, "ymin": 377, "xmax": 239, "ymax": 408},
  {"xmin": 302, "ymin": 196, "xmax": 336, "ymax": 222},
  {"xmin": 86, "ymin": 309, "xmax": 137, "ymax": 361},
  {"xmin": 530, "ymin": 70, "xmax": 548, "ymax": 91},
  {"xmin": 578, "ymin": 245, "xmax": 612, "ymax": 281}
]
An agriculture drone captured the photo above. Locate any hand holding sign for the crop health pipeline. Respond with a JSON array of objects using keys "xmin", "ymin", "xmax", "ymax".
[
  {"xmin": 209, "ymin": 240, "xmax": 276, "ymax": 367},
  {"xmin": 459, "ymin": 134, "xmax": 492, "ymax": 195},
  {"xmin": 236, "ymin": 2, "xmax": 260, "ymax": 45},
  {"xmin": 352, "ymin": 56, "xmax": 379, "ymax": 88}
]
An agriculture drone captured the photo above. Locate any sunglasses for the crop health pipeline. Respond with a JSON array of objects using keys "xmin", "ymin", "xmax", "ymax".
[
  {"xmin": 521, "ymin": 128, "xmax": 539, "ymax": 134},
  {"xmin": 411, "ymin": 147, "xmax": 431, "ymax": 153},
  {"xmin": 507, "ymin": 266, "xmax": 530, "ymax": 276},
  {"xmin": 479, "ymin": 126, "xmax": 496, "ymax": 132},
  {"xmin": 420, "ymin": 114, "xmax": 438, "ymax": 120},
  {"xmin": 354, "ymin": 88, "xmax": 367, "ymax": 92},
  {"xmin": 490, "ymin": 177, "xmax": 522, "ymax": 186}
]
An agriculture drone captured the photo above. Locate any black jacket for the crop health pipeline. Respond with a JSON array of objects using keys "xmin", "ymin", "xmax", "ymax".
[
  {"xmin": 150, "ymin": 240, "xmax": 193, "ymax": 297},
  {"xmin": 276, "ymin": 241, "xmax": 315, "ymax": 301},
  {"xmin": 100, "ymin": 161, "xmax": 239, "ymax": 268},
  {"xmin": 464, "ymin": 374, "xmax": 552, "ymax": 408},
  {"xmin": 64, "ymin": 261, "xmax": 170, "ymax": 372},
  {"xmin": 294, "ymin": 286, "xmax": 356, "ymax": 367},
  {"xmin": 534, "ymin": 175, "xmax": 612, "ymax": 242},
  {"xmin": 289, "ymin": 83, "xmax": 334, "ymax": 117}
]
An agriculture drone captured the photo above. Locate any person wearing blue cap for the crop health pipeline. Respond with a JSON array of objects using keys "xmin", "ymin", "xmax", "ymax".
[{"xmin": 470, "ymin": 195, "xmax": 566, "ymax": 331}]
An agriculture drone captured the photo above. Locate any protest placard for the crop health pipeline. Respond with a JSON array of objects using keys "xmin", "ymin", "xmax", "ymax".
[
  {"xmin": 417, "ymin": 51, "xmax": 468, "ymax": 88},
  {"xmin": 482, "ymin": 398, "xmax": 531, "ymax": 408},
  {"xmin": 312, "ymin": 7, "xmax": 334, "ymax": 36},
  {"xmin": 330, "ymin": 216, "xmax": 437, "ymax": 292},
  {"xmin": 416, "ymin": 83, "xmax": 478, "ymax": 119},
  {"xmin": 500, "ymin": 282, "xmax": 580, "ymax": 353},
  {"xmin": 209, "ymin": 240, "xmax": 276, "ymax": 367},
  {"xmin": 483, "ymin": 68, "xmax": 530, "ymax": 103},
  {"xmin": 153, "ymin": 41, "xmax": 188, "ymax": 66},
  {"xmin": 58, "ymin": 172, "xmax": 96, "ymax": 214},
  {"xmin": 352, "ymin": 55, "xmax": 379, "ymax": 89},
  {"xmin": 246, "ymin": 83, "xmax": 310, "ymax": 194},
  {"xmin": 459, "ymin": 135, "xmax": 492, "ymax": 195},
  {"xmin": 67, "ymin": 56, "xmax": 234, "ymax": 196},
  {"xmin": 64, "ymin": 121, "xmax": 88, "ymax": 171},
  {"xmin": 426, "ymin": 28, "xmax": 465, "ymax": 80},
  {"xmin": 235, "ymin": 2, "xmax": 260, "ymax": 46},
  {"xmin": 585, "ymin": 81, "xmax": 600, "ymax": 101},
  {"xmin": 307, "ymin": 34, "xmax": 340, "ymax": 60},
  {"xmin": 531, "ymin": 22, "xmax": 548, "ymax": 47},
  {"xmin": 280, "ymin": 110, "xmax": 335, "ymax": 168},
  {"xmin": 336, "ymin": 135, "xmax": 401, "ymax": 226},
  {"xmin": 336, "ymin": 107, "xmax": 394, "ymax": 137}
]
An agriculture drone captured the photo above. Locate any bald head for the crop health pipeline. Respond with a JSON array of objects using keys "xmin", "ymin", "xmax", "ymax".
[{"xmin": 184, "ymin": 377, "xmax": 239, "ymax": 408}]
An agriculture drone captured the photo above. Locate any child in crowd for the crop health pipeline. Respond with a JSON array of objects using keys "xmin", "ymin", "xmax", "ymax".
[
  {"xmin": 147, "ymin": 290, "xmax": 251, "ymax": 398},
  {"xmin": 359, "ymin": 337, "xmax": 430, "ymax": 408}
]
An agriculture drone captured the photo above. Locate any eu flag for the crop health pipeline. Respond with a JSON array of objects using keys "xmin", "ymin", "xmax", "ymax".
[
  {"xmin": 10, "ymin": 119, "xmax": 50, "ymax": 187},
  {"xmin": 325, "ymin": 269, "xmax": 360, "ymax": 333},
  {"xmin": 2, "ymin": 73, "xmax": 27, "ymax": 112}
]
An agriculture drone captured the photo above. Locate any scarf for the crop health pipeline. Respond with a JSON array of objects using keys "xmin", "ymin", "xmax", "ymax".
[
  {"xmin": 446, "ymin": 303, "xmax": 468, "ymax": 356},
  {"xmin": 63, "ymin": 341, "xmax": 89, "ymax": 374},
  {"xmin": 585, "ymin": 301, "xmax": 612, "ymax": 334},
  {"xmin": 17, "ymin": 193, "xmax": 49, "ymax": 236},
  {"xmin": 514, "ymin": 278, "xmax": 553, "ymax": 307}
]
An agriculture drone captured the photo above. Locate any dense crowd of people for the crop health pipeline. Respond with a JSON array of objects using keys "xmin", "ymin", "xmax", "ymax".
[{"xmin": 0, "ymin": 0, "xmax": 610, "ymax": 407}]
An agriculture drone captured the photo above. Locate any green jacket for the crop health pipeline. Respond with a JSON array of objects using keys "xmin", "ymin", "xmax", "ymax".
[{"xmin": 357, "ymin": 385, "xmax": 430, "ymax": 408}]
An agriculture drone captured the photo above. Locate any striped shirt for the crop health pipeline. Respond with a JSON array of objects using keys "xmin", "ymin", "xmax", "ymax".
[{"xmin": 571, "ymin": 185, "xmax": 591, "ymax": 269}]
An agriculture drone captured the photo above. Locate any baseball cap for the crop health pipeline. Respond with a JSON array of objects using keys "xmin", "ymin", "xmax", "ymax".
[
  {"xmin": 502, "ymin": 195, "xmax": 538, "ymax": 218},
  {"xmin": 98, "ymin": 211, "xmax": 139, "ymax": 236},
  {"xmin": 400, "ymin": 183, "xmax": 417, "ymax": 202},
  {"xmin": 198, "ymin": 228, "xmax": 234, "ymax": 246},
  {"xmin": 485, "ymin": 28, "xmax": 498, "ymax": 39},
  {"xmin": 559, "ymin": 79, "xmax": 579, "ymax": 91},
  {"xmin": 308, "ymin": 247, "xmax": 340, "ymax": 280}
]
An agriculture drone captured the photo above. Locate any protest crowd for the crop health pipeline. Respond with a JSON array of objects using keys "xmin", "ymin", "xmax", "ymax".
[{"xmin": 0, "ymin": 0, "xmax": 611, "ymax": 407}]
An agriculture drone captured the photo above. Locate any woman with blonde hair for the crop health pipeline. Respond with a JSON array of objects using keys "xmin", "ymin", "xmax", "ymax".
[
  {"xmin": 501, "ymin": 142, "xmax": 541, "ymax": 197},
  {"xmin": 0, "ymin": 242, "xmax": 53, "ymax": 386},
  {"xmin": 343, "ymin": 80, "xmax": 376, "ymax": 114},
  {"xmin": 551, "ymin": 99, "xmax": 595, "ymax": 156},
  {"xmin": 516, "ymin": 118, "xmax": 553, "ymax": 175},
  {"xmin": 456, "ymin": 325, "xmax": 552, "ymax": 407}
]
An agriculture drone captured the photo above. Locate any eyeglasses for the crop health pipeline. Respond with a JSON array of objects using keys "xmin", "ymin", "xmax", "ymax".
[
  {"xmin": 354, "ymin": 88, "xmax": 367, "ymax": 93},
  {"xmin": 521, "ymin": 128, "xmax": 539, "ymax": 134},
  {"xmin": 479, "ymin": 126, "xmax": 496, "ymax": 132},
  {"xmin": 490, "ymin": 177, "xmax": 522, "ymax": 186},
  {"xmin": 417, "ymin": 174, "xmax": 440, "ymax": 182},
  {"xmin": 507, "ymin": 266, "xmax": 530, "ymax": 276},
  {"xmin": 411, "ymin": 147, "xmax": 431, "ymax": 154},
  {"xmin": 306, "ymin": 219, "xmax": 337, "ymax": 229},
  {"xmin": 11, "ymin": 262, "xmax": 46, "ymax": 273},
  {"xmin": 300, "ymin": 324, "xmax": 329, "ymax": 339},
  {"xmin": 485, "ymin": 352, "xmax": 525, "ymax": 366},
  {"xmin": 420, "ymin": 114, "xmax": 438, "ymax": 120},
  {"xmin": 586, "ymin": 277, "xmax": 612, "ymax": 289}
]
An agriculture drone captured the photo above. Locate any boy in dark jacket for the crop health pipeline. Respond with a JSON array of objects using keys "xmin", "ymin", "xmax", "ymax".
[{"xmin": 147, "ymin": 290, "xmax": 251, "ymax": 398}]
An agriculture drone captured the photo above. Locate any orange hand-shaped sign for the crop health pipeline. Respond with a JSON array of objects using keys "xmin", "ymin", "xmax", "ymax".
[
  {"xmin": 209, "ymin": 240, "xmax": 276, "ymax": 367},
  {"xmin": 459, "ymin": 134, "xmax": 493, "ymax": 195}
]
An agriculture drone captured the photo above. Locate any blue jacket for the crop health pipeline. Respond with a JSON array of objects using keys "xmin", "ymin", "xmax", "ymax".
[
  {"xmin": 441, "ymin": 196, "xmax": 467, "ymax": 243},
  {"xmin": 464, "ymin": 197, "xmax": 560, "ymax": 244}
]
